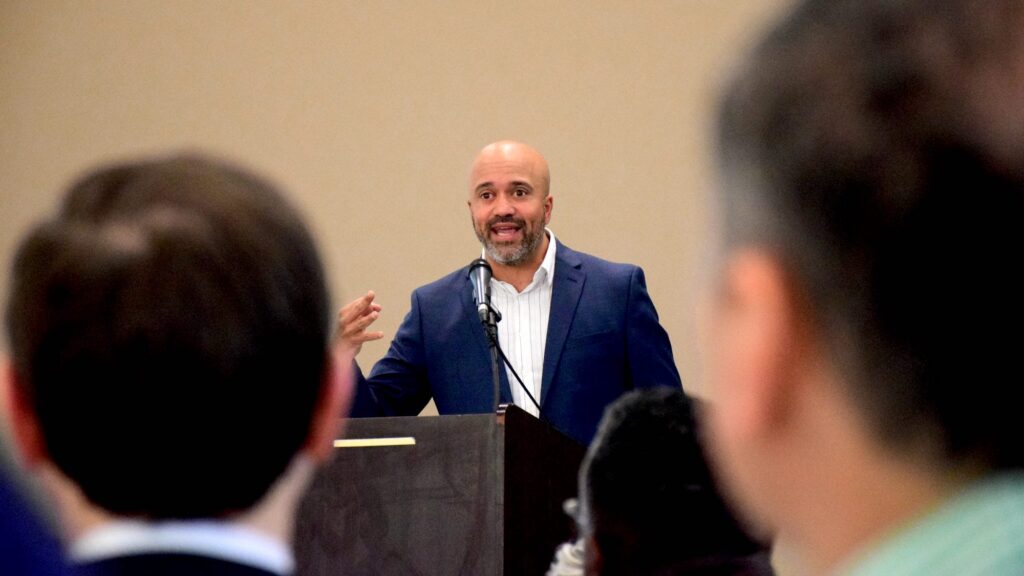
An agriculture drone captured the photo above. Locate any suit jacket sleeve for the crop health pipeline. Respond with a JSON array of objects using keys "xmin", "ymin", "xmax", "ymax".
[
  {"xmin": 349, "ymin": 289, "xmax": 434, "ymax": 417},
  {"xmin": 625, "ymin": 266, "xmax": 683, "ymax": 391}
]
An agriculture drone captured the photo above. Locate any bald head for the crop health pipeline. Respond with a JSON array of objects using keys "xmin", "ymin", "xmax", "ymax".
[
  {"xmin": 469, "ymin": 140, "xmax": 551, "ymax": 197},
  {"xmin": 467, "ymin": 140, "xmax": 554, "ymax": 268}
]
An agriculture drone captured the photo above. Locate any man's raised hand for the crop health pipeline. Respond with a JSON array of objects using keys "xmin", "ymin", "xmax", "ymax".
[{"xmin": 334, "ymin": 290, "xmax": 385, "ymax": 364}]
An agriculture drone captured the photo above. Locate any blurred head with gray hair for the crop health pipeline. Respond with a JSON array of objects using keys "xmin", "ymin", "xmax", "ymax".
[{"xmin": 704, "ymin": 0, "xmax": 1024, "ymax": 573}]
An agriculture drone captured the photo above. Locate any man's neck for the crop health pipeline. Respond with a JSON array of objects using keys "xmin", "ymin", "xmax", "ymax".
[
  {"xmin": 762, "ymin": 368, "xmax": 976, "ymax": 576},
  {"xmin": 784, "ymin": 446, "xmax": 971, "ymax": 575},
  {"xmin": 44, "ymin": 455, "xmax": 314, "ymax": 558},
  {"xmin": 489, "ymin": 233, "xmax": 550, "ymax": 293},
  {"xmin": 782, "ymin": 461, "xmax": 958, "ymax": 573}
]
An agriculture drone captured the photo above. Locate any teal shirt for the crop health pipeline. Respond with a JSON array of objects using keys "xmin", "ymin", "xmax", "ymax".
[{"xmin": 839, "ymin": 472, "xmax": 1024, "ymax": 576}]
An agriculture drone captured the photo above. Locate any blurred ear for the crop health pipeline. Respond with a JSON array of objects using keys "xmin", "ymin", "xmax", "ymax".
[
  {"xmin": 2, "ymin": 360, "xmax": 49, "ymax": 469},
  {"xmin": 302, "ymin": 352, "xmax": 353, "ymax": 461},
  {"xmin": 715, "ymin": 249, "xmax": 806, "ymax": 438}
]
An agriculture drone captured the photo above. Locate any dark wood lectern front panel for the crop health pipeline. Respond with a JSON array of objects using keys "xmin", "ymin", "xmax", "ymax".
[
  {"xmin": 296, "ymin": 414, "xmax": 502, "ymax": 575},
  {"xmin": 294, "ymin": 407, "xmax": 584, "ymax": 576}
]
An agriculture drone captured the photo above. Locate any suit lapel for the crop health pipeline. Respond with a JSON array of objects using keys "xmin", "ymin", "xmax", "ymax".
[
  {"xmin": 541, "ymin": 245, "xmax": 585, "ymax": 407},
  {"xmin": 462, "ymin": 270, "xmax": 512, "ymax": 404}
]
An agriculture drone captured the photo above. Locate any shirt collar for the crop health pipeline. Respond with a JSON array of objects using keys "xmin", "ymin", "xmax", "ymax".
[
  {"xmin": 837, "ymin": 471, "xmax": 1024, "ymax": 576},
  {"xmin": 536, "ymin": 228, "xmax": 557, "ymax": 288},
  {"xmin": 71, "ymin": 519, "xmax": 293, "ymax": 575}
]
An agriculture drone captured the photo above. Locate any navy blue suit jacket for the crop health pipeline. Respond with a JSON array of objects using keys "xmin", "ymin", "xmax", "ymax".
[
  {"xmin": 0, "ymin": 467, "xmax": 65, "ymax": 576},
  {"xmin": 351, "ymin": 243, "xmax": 682, "ymax": 445}
]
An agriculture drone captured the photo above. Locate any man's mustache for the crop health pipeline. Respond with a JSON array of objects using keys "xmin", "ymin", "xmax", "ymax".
[{"xmin": 487, "ymin": 216, "xmax": 526, "ymax": 228}]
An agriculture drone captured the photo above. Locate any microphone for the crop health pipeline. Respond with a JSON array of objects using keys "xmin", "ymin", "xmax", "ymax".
[{"xmin": 468, "ymin": 258, "xmax": 493, "ymax": 324}]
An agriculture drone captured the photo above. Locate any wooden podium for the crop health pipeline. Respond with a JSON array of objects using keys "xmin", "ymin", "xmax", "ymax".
[{"xmin": 294, "ymin": 405, "xmax": 587, "ymax": 575}]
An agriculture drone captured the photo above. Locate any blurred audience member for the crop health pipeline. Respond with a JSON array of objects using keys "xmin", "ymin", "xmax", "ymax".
[
  {"xmin": 3, "ymin": 155, "xmax": 350, "ymax": 575},
  {"xmin": 559, "ymin": 388, "xmax": 771, "ymax": 576},
  {"xmin": 706, "ymin": 0, "xmax": 1024, "ymax": 574}
]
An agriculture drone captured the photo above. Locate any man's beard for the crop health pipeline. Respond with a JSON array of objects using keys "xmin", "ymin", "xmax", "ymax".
[{"xmin": 476, "ymin": 217, "xmax": 544, "ymax": 266}]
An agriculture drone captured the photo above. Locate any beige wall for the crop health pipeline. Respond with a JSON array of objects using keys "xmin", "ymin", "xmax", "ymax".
[{"xmin": 0, "ymin": 1, "xmax": 791, "ymax": 407}]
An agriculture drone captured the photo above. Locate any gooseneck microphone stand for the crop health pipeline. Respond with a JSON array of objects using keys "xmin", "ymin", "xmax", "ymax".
[
  {"xmin": 470, "ymin": 257, "xmax": 541, "ymax": 416},
  {"xmin": 478, "ymin": 303, "xmax": 542, "ymax": 417},
  {"xmin": 480, "ymin": 303, "xmax": 503, "ymax": 414}
]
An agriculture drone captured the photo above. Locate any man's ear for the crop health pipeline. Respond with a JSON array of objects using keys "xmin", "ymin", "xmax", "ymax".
[
  {"xmin": 302, "ymin": 352, "xmax": 354, "ymax": 462},
  {"xmin": 2, "ymin": 360, "xmax": 49, "ymax": 469},
  {"xmin": 716, "ymin": 249, "xmax": 807, "ymax": 438}
]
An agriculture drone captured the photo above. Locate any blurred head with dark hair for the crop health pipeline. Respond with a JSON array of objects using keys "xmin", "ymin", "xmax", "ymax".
[
  {"xmin": 4, "ymin": 154, "xmax": 349, "ymax": 520},
  {"xmin": 577, "ymin": 388, "xmax": 770, "ymax": 576},
  {"xmin": 705, "ymin": 0, "xmax": 1024, "ymax": 573}
]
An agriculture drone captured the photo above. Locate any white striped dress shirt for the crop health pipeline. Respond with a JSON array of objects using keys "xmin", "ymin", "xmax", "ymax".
[{"xmin": 488, "ymin": 230, "xmax": 557, "ymax": 418}]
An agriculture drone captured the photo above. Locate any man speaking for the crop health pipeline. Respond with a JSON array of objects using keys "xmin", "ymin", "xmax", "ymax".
[{"xmin": 337, "ymin": 141, "xmax": 681, "ymax": 444}]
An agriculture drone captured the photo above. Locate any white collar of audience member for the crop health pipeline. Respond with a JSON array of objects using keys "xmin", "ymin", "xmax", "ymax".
[{"xmin": 70, "ymin": 519, "xmax": 293, "ymax": 575}]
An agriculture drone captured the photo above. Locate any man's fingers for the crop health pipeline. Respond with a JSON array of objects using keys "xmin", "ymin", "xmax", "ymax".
[
  {"xmin": 357, "ymin": 331, "xmax": 385, "ymax": 343},
  {"xmin": 346, "ymin": 310, "xmax": 380, "ymax": 333},
  {"xmin": 349, "ymin": 303, "xmax": 382, "ymax": 321},
  {"xmin": 344, "ymin": 330, "xmax": 385, "ymax": 347},
  {"xmin": 332, "ymin": 292, "xmax": 385, "ymax": 360},
  {"xmin": 340, "ymin": 290, "xmax": 378, "ymax": 318}
]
